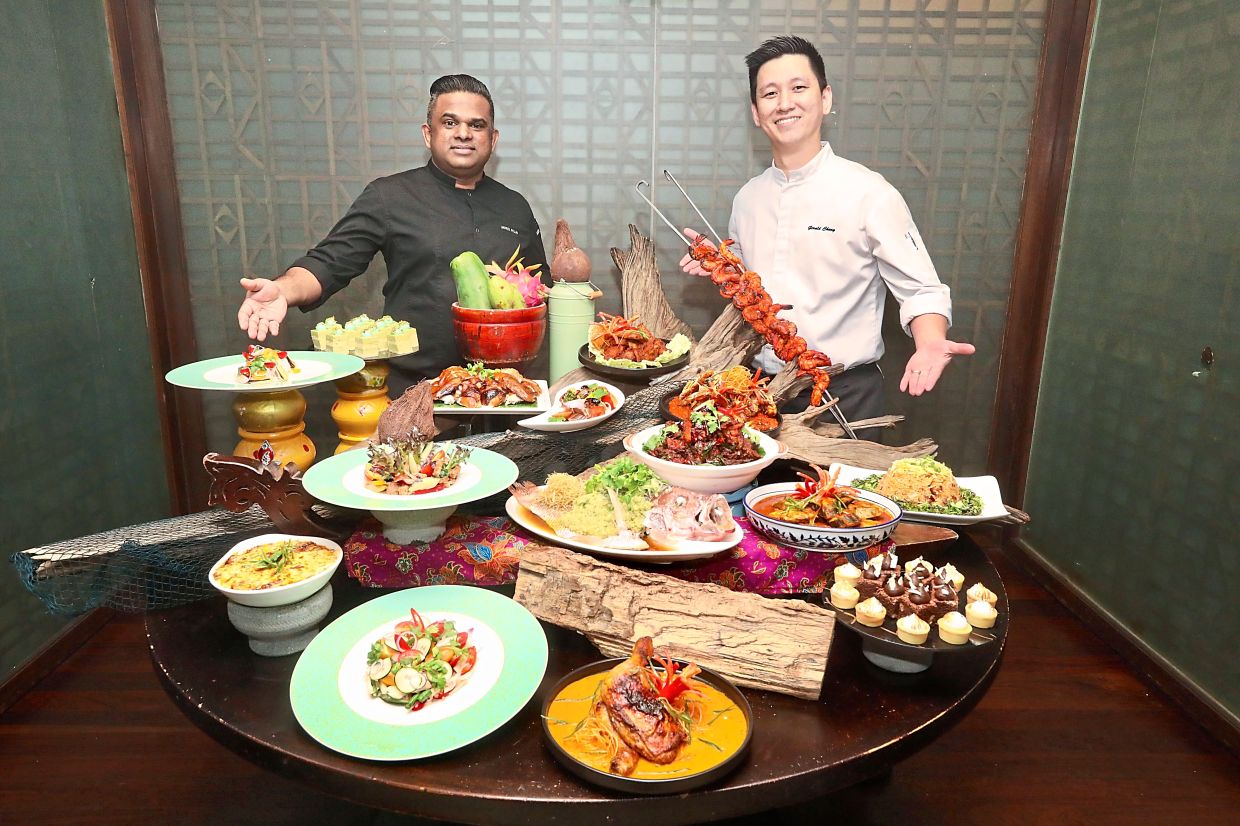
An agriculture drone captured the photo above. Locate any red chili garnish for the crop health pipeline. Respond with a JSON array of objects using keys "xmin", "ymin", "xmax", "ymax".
[
  {"xmin": 649, "ymin": 655, "xmax": 700, "ymax": 704},
  {"xmin": 408, "ymin": 609, "xmax": 425, "ymax": 632}
]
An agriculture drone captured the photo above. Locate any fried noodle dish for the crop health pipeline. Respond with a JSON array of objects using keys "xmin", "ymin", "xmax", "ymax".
[
  {"xmin": 688, "ymin": 236, "xmax": 835, "ymax": 405},
  {"xmin": 643, "ymin": 402, "xmax": 764, "ymax": 466},
  {"xmin": 668, "ymin": 366, "xmax": 778, "ymax": 432},
  {"xmin": 852, "ymin": 456, "xmax": 983, "ymax": 516}
]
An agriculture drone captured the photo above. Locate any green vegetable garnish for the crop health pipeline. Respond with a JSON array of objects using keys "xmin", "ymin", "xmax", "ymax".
[
  {"xmin": 253, "ymin": 540, "xmax": 296, "ymax": 575},
  {"xmin": 583, "ymin": 457, "xmax": 667, "ymax": 505}
]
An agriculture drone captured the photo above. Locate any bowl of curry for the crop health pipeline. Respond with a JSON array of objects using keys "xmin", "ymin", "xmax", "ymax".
[
  {"xmin": 540, "ymin": 645, "xmax": 752, "ymax": 794},
  {"xmin": 209, "ymin": 534, "xmax": 342, "ymax": 607},
  {"xmin": 744, "ymin": 467, "xmax": 902, "ymax": 552}
]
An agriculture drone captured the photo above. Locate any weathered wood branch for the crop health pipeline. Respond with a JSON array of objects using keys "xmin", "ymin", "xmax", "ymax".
[
  {"xmin": 610, "ymin": 224, "xmax": 694, "ymax": 342},
  {"xmin": 514, "ymin": 545, "xmax": 834, "ymax": 699}
]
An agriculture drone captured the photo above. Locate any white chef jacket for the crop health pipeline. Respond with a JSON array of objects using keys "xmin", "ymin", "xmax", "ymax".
[{"xmin": 728, "ymin": 142, "xmax": 952, "ymax": 374}]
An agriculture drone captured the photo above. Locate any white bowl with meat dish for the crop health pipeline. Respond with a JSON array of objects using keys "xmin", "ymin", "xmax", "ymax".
[
  {"xmin": 209, "ymin": 534, "xmax": 343, "ymax": 608},
  {"xmin": 517, "ymin": 381, "xmax": 625, "ymax": 433},
  {"xmin": 622, "ymin": 406, "xmax": 786, "ymax": 495},
  {"xmin": 743, "ymin": 469, "xmax": 902, "ymax": 552}
]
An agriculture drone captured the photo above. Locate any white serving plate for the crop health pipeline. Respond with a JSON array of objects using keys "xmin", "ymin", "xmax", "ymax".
[
  {"xmin": 208, "ymin": 533, "xmax": 343, "ymax": 608},
  {"xmin": 504, "ymin": 497, "xmax": 740, "ymax": 563},
  {"xmin": 517, "ymin": 381, "xmax": 625, "ymax": 433},
  {"xmin": 829, "ymin": 463, "xmax": 1009, "ymax": 526}
]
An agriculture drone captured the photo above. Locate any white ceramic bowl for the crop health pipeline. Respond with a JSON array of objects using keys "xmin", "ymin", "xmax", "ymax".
[
  {"xmin": 208, "ymin": 533, "xmax": 343, "ymax": 608},
  {"xmin": 743, "ymin": 483, "xmax": 902, "ymax": 552},
  {"xmin": 622, "ymin": 424, "xmax": 786, "ymax": 494}
]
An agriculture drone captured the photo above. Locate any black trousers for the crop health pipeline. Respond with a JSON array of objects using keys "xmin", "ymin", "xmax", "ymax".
[{"xmin": 780, "ymin": 362, "xmax": 885, "ymax": 439}]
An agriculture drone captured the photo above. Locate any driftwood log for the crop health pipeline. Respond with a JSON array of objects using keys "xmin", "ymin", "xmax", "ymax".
[
  {"xmin": 514, "ymin": 545, "xmax": 834, "ymax": 699},
  {"xmin": 606, "ymin": 225, "xmax": 938, "ymax": 467}
]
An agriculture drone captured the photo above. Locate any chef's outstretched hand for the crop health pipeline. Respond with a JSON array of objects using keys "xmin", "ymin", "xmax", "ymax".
[
  {"xmin": 678, "ymin": 228, "xmax": 712, "ymax": 277},
  {"xmin": 900, "ymin": 338, "xmax": 976, "ymax": 396},
  {"xmin": 238, "ymin": 277, "xmax": 288, "ymax": 341}
]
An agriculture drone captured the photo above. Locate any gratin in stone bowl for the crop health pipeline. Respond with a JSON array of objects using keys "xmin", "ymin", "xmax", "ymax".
[
  {"xmin": 743, "ymin": 483, "xmax": 902, "ymax": 552},
  {"xmin": 622, "ymin": 424, "xmax": 785, "ymax": 495},
  {"xmin": 208, "ymin": 533, "xmax": 343, "ymax": 608}
]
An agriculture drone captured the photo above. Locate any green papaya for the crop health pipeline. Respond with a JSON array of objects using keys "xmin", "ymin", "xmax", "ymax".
[
  {"xmin": 450, "ymin": 251, "xmax": 492, "ymax": 309},
  {"xmin": 487, "ymin": 274, "xmax": 524, "ymax": 310}
]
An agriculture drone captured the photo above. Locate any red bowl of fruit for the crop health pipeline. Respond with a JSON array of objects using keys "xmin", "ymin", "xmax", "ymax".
[{"xmin": 451, "ymin": 302, "xmax": 547, "ymax": 370}]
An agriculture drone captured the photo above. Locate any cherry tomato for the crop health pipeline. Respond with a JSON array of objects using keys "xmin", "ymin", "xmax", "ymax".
[
  {"xmin": 455, "ymin": 631, "xmax": 470, "ymax": 647},
  {"xmin": 456, "ymin": 646, "xmax": 477, "ymax": 675},
  {"xmin": 425, "ymin": 621, "xmax": 445, "ymax": 638},
  {"xmin": 436, "ymin": 647, "xmax": 459, "ymax": 666}
]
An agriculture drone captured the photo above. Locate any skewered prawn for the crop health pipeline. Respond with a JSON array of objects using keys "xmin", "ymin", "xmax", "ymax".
[{"xmin": 688, "ymin": 237, "xmax": 835, "ymax": 405}]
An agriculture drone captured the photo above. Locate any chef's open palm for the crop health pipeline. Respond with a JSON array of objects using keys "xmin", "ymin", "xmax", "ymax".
[{"xmin": 238, "ymin": 277, "xmax": 288, "ymax": 341}]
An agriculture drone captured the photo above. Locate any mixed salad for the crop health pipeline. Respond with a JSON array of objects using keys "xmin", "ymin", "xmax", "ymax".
[
  {"xmin": 366, "ymin": 609, "xmax": 478, "ymax": 711},
  {"xmin": 365, "ymin": 435, "xmax": 470, "ymax": 495},
  {"xmin": 549, "ymin": 383, "xmax": 617, "ymax": 422}
]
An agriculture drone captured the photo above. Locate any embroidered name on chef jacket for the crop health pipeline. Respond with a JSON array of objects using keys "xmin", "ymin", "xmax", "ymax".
[{"xmin": 807, "ymin": 224, "xmax": 836, "ymax": 232}]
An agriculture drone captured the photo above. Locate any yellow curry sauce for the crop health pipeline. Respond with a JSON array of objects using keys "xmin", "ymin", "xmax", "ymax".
[
  {"xmin": 212, "ymin": 540, "xmax": 337, "ymax": 590},
  {"xmin": 545, "ymin": 673, "xmax": 748, "ymax": 779}
]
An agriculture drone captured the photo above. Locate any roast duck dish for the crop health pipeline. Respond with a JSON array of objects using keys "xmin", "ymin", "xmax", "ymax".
[
  {"xmin": 688, "ymin": 236, "xmax": 835, "ymax": 405},
  {"xmin": 431, "ymin": 363, "xmax": 540, "ymax": 407}
]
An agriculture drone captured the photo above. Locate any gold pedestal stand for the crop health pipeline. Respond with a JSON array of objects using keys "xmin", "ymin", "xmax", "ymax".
[
  {"xmin": 331, "ymin": 359, "xmax": 391, "ymax": 454},
  {"xmin": 233, "ymin": 389, "xmax": 316, "ymax": 470}
]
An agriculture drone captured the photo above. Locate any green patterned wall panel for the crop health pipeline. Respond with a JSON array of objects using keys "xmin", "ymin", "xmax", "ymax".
[
  {"xmin": 155, "ymin": 1, "xmax": 1045, "ymax": 472},
  {"xmin": 1025, "ymin": 0, "xmax": 1240, "ymax": 719}
]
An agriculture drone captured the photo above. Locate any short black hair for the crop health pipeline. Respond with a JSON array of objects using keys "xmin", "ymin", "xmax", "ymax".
[
  {"xmin": 426, "ymin": 74, "xmax": 495, "ymax": 125},
  {"xmin": 745, "ymin": 36, "xmax": 828, "ymax": 104}
]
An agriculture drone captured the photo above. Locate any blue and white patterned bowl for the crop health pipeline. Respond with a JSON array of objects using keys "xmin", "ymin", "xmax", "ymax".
[{"xmin": 743, "ymin": 483, "xmax": 902, "ymax": 552}]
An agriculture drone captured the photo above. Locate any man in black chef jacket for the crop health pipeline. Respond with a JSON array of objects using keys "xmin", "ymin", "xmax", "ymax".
[{"xmin": 237, "ymin": 74, "xmax": 547, "ymax": 395}]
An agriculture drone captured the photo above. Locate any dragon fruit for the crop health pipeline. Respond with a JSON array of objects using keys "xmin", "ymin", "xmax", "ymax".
[{"xmin": 486, "ymin": 247, "xmax": 548, "ymax": 308}]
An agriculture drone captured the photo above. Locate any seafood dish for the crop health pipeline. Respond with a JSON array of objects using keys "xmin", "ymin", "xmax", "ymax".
[
  {"xmin": 851, "ymin": 457, "xmax": 983, "ymax": 517},
  {"xmin": 508, "ymin": 457, "xmax": 737, "ymax": 551},
  {"xmin": 642, "ymin": 403, "xmax": 764, "ymax": 466},
  {"xmin": 237, "ymin": 344, "xmax": 300, "ymax": 384},
  {"xmin": 366, "ymin": 609, "xmax": 477, "ymax": 711},
  {"xmin": 431, "ymin": 363, "xmax": 542, "ymax": 408},
  {"xmin": 211, "ymin": 538, "xmax": 339, "ymax": 591},
  {"xmin": 549, "ymin": 382, "xmax": 617, "ymax": 422},
  {"xmin": 544, "ymin": 637, "xmax": 748, "ymax": 778},
  {"xmin": 587, "ymin": 312, "xmax": 691, "ymax": 369},
  {"xmin": 667, "ymin": 366, "xmax": 778, "ymax": 432},
  {"xmin": 687, "ymin": 236, "xmax": 835, "ymax": 406},
  {"xmin": 749, "ymin": 465, "xmax": 894, "ymax": 528},
  {"xmin": 364, "ymin": 435, "xmax": 470, "ymax": 495}
]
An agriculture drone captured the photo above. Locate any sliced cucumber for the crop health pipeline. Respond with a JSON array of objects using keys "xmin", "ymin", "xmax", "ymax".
[
  {"xmin": 367, "ymin": 657, "xmax": 392, "ymax": 681},
  {"xmin": 395, "ymin": 667, "xmax": 428, "ymax": 694}
]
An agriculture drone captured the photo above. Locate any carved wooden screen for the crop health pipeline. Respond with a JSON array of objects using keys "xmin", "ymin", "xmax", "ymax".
[{"xmin": 155, "ymin": 1, "xmax": 1045, "ymax": 471}]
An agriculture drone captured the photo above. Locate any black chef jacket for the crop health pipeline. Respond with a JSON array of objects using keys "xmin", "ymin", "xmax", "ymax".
[{"xmin": 292, "ymin": 162, "xmax": 547, "ymax": 394}]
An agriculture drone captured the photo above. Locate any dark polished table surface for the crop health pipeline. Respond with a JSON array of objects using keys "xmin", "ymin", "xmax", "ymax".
[{"xmin": 146, "ymin": 534, "xmax": 1006, "ymax": 825}]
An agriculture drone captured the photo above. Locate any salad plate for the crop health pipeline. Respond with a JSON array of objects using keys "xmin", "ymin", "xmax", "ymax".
[
  {"xmin": 301, "ymin": 446, "xmax": 518, "ymax": 544},
  {"xmin": 517, "ymin": 381, "xmax": 625, "ymax": 433},
  {"xmin": 433, "ymin": 380, "xmax": 550, "ymax": 415},
  {"xmin": 830, "ymin": 463, "xmax": 1008, "ymax": 526},
  {"xmin": 503, "ymin": 496, "xmax": 741, "ymax": 563},
  {"xmin": 165, "ymin": 351, "xmax": 363, "ymax": 392},
  {"xmin": 290, "ymin": 586, "xmax": 548, "ymax": 761}
]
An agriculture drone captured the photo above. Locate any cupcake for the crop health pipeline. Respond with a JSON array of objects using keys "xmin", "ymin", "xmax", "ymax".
[
  {"xmin": 966, "ymin": 599, "xmax": 998, "ymax": 629},
  {"xmin": 833, "ymin": 562, "xmax": 863, "ymax": 589},
  {"xmin": 937, "ymin": 611, "xmax": 973, "ymax": 645},
  {"xmin": 854, "ymin": 597, "xmax": 887, "ymax": 628},
  {"xmin": 829, "ymin": 581, "xmax": 860, "ymax": 610},
  {"xmin": 937, "ymin": 563, "xmax": 966, "ymax": 592},
  {"xmin": 966, "ymin": 583, "xmax": 998, "ymax": 607},
  {"xmin": 896, "ymin": 614, "xmax": 930, "ymax": 645},
  {"xmin": 904, "ymin": 556, "xmax": 934, "ymax": 577}
]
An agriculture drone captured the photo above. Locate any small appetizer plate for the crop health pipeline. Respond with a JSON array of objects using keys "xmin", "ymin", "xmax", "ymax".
[{"xmin": 517, "ymin": 381, "xmax": 626, "ymax": 433}]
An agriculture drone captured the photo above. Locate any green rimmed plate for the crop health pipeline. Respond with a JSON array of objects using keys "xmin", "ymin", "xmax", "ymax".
[
  {"xmin": 300, "ymin": 446, "xmax": 518, "ymax": 512},
  {"xmin": 290, "ymin": 586, "xmax": 548, "ymax": 761},
  {"xmin": 165, "ymin": 350, "xmax": 364, "ymax": 392}
]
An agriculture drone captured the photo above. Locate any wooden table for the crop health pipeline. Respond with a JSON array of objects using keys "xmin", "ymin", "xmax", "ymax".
[{"xmin": 146, "ymin": 535, "xmax": 1005, "ymax": 825}]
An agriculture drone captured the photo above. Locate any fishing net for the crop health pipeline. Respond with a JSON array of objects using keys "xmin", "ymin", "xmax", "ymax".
[{"xmin": 10, "ymin": 379, "xmax": 680, "ymax": 617}]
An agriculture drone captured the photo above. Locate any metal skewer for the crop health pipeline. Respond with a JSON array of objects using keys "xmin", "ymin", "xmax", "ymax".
[{"xmin": 635, "ymin": 176, "xmax": 861, "ymax": 440}]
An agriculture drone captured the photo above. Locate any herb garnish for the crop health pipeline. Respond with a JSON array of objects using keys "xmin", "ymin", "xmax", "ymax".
[{"xmin": 253, "ymin": 540, "xmax": 296, "ymax": 574}]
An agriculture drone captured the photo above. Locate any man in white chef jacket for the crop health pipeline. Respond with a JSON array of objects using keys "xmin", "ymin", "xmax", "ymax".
[{"xmin": 681, "ymin": 36, "xmax": 974, "ymax": 424}]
